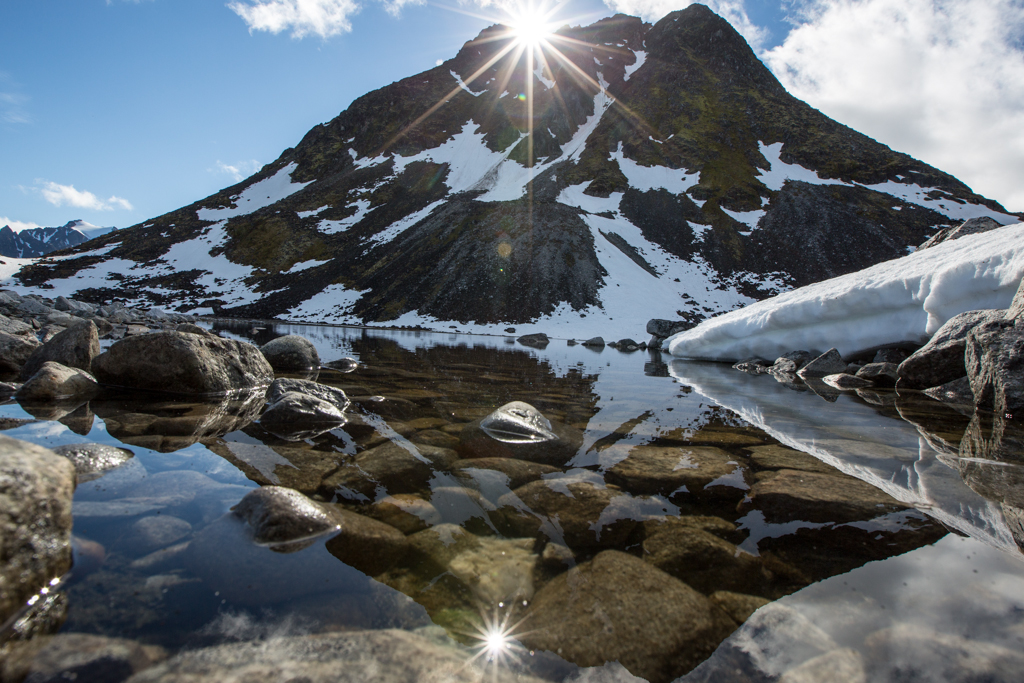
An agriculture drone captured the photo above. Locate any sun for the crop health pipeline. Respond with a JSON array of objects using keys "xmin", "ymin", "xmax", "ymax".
[{"xmin": 505, "ymin": 3, "xmax": 557, "ymax": 47}]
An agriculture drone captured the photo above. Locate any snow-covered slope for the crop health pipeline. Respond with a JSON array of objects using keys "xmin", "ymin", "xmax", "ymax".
[
  {"xmin": 13, "ymin": 7, "xmax": 1019, "ymax": 334},
  {"xmin": 668, "ymin": 221, "xmax": 1024, "ymax": 361}
]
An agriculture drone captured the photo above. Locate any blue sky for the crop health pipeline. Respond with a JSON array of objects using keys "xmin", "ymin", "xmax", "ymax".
[{"xmin": 2, "ymin": 0, "xmax": 1023, "ymax": 232}]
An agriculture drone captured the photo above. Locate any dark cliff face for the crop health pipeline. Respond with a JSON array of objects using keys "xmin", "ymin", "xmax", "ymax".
[{"xmin": 15, "ymin": 5, "xmax": 1018, "ymax": 329}]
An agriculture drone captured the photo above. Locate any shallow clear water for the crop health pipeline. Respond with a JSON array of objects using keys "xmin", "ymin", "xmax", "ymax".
[{"xmin": 3, "ymin": 321, "xmax": 1024, "ymax": 682}]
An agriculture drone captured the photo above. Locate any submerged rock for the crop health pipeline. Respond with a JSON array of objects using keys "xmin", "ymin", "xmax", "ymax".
[
  {"xmin": 91, "ymin": 331, "xmax": 273, "ymax": 395},
  {"xmin": 520, "ymin": 550, "xmax": 736, "ymax": 683},
  {"xmin": 740, "ymin": 469, "xmax": 908, "ymax": 524},
  {"xmin": 458, "ymin": 402, "xmax": 583, "ymax": 466},
  {"xmin": 231, "ymin": 486, "xmax": 340, "ymax": 545},
  {"xmin": 324, "ymin": 508, "xmax": 409, "ymax": 577},
  {"xmin": 51, "ymin": 442, "xmax": 134, "ymax": 483},
  {"xmin": 260, "ymin": 391, "xmax": 346, "ymax": 440},
  {"xmin": 605, "ymin": 445, "xmax": 744, "ymax": 496},
  {"xmin": 322, "ymin": 442, "xmax": 458, "ymax": 499},
  {"xmin": 123, "ymin": 629, "xmax": 546, "ymax": 683},
  {"xmin": 266, "ymin": 377, "xmax": 350, "ymax": 410},
  {"xmin": 0, "ymin": 435, "xmax": 76, "ymax": 625},
  {"xmin": 260, "ymin": 334, "xmax": 320, "ymax": 372},
  {"xmin": 643, "ymin": 524, "xmax": 769, "ymax": 596},
  {"xmin": 1, "ymin": 633, "xmax": 166, "ymax": 683}
]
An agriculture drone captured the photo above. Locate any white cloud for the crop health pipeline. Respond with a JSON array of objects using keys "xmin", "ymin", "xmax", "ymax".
[
  {"xmin": 764, "ymin": 0, "xmax": 1024, "ymax": 212},
  {"xmin": 213, "ymin": 159, "xmax": 261, "ymax": 182},
  {"xmin": 228, "ymin": 0, "xmax": 363, "ymax": 39},
  {"xmin": 37, "ymin": 181, "xmax": 134, "ymax": 211},
  {"xmin": 0, "ymin": 72, "xmax": 30, "ymax": 124},
  {"xmin": 0, "ymin": 217, "xmax": 42, "ymax": 233},
  {"xmin": 601, "ymin": 0, "xmax": 767, "ymax": 50}
]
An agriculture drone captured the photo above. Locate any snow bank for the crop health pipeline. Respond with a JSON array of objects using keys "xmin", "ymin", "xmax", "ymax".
[{"xmin": 668, "ymin": 221, "xmax": 1024, "ymax": 361}]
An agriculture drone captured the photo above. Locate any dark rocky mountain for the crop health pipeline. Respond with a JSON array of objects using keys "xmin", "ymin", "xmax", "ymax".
[
  {"xmin": 15, "ymin": 5, "xmax": 1019, "ymax": 336},
  {"xmin": 0, "ymin": 220, "xmax": 113, "ymax": 258}
]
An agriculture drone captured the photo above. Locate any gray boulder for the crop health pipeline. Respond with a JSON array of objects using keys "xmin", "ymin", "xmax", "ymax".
[
  {"xmin": 0, "ymin": 313, "xmax": 33, "ymax": 336},
  {"xmin": 797, "ymin": 348, "xmax": 846, "ymax": 379},
  {"xmin": 647, "ymin": 318, "xmax": 692, "ymax": 338},
  {"xmin": 897, "ymin": 309, "xmax": 1005, "ymax": 389},
  {"xmin": 581, "ymin": 336, "xmax": 605, "ymax": 348},
  {"xmin": 772, "ymin": 350, "xmax": 813, "ymax": 375},
  {"xmin": 260, "ymin": 334, "xmax": 320, "ymax": 372},
  {"xmin": 0, "ymin": 330, "xmax": 41, "ymax": 375},
  {"xmin": 965, "ymin": 320, "xmax": 1024, "ymax": 416},
  {"xmin": 0, "ymin": 435, "xmax": 75, "ymax": 625},
  {"xmin": 260, "ymin": 391, "xmax": 346, "ymax": 440},
  {"xmin": 91, "ymin": 331, "xmax": 273, "ymax": 395},
  {"xmin": 20, "ymin": 319, "xmax": 99, "ymax": 381},
  {"xmin": 18, "ymin": 297, "xmax": 52, "ymax": 316},
  {"xmin": 51, "ymin": 443, "xmax": 134, "ymax": 483},
  {"xmin": 855, "ymin": 362, "xmax": 899, "ymax": 386},
  {"xmin": 16, "ymin": 361, "xmax": 98, "ymax": 402},
  {"xmin": 231, "ymin": 486, "xmax": 340, "ymax": 546},
  {"xmin": 918, "ymin": 216, "xmax": 1005, "ymax": 250},
  {"xmin": 1006, "ymin": 277, "xmax": 1024, "ymax": 320}
]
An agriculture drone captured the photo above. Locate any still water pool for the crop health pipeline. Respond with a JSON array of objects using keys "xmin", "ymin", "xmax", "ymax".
[{"xmin": 3, "ymin": 322, "xmax": 1024, "ymax": 682}]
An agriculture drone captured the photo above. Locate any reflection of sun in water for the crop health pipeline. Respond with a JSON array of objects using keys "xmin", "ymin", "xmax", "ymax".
[{"xmin": 461, "ymin": 601, "xmax": 533, "ymax": 671}]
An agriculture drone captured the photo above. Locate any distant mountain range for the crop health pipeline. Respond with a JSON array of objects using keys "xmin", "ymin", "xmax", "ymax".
[
  {"xmin": 14, "ymin": 4, "xmax": 1020, "ymax": 335},
  {"xmin": 1, "ymin": 220, "xmax": 116, "ymax": 259}
]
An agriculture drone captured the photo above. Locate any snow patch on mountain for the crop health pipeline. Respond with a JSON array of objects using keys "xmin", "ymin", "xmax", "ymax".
[
  {"xmin": 317, "ymin": 199, "xmax": 374, "ymax": 234},
  {"xmin": 450, "ymin": 69, "xmax": 485, "ymax": 97},
  {"xmin": 370, "ymin": 199, "xmax": 447, "ymax": 246},
  {"xmin": 756, "ymin": 142, "xmax": 847, "ymax": 192},
  {"xmin": 611, "ymin": 143, "xmax": 701, "ymax": 194},
  {"xmin": 557, "ymin": 185, "xmax": 623, "ymax": 214},
  {"xmin": 668, "ymin": 221, "xmax": 1024, "ymax": 362},
  {"xmin": 285, "ymin": 283, "xmax": 367, "ymax": 321},
  {"xmin": 197, "ymin": 163, "xmax": 312, "ymax": 221},
  {"xmin": 721, "ymin": 207, "xmax": 765, "ymax": 232},
  {"xmin": 623, "ymin": 51, "xmax": 646, "ymax": 81}
]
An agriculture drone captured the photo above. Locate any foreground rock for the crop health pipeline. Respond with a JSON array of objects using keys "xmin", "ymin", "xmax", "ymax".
[
  {"xmin": 16, "ymin": 361, "xmax": 98, "ymax": 402},
  {"xmin": 91, "ymin": 331, "xmax": 273, "ymax": 395},
  {"xmin": 0, "ymin": 330, "xmax": 41, "ymax": 375},
  {"xmin": 1, "ymin": 633, "xmax": 167, "ymax": 683},
  {"xmin": 0, "ymin": 435, "xmax": 76, "ymax": 625},
  {"xmin": 124, "ymin": 629, "xmax": 546, "ymax": 683},
  {"xmin": 520, "ymin": 550, "xmax": 736, "ymax": 683},
  {"xmin": 897, "ymin": 309, "xmax": 1005, "ymax": 389},
  {"xmin": 965, "ymin": 320, "xmax": 1024, "ymax": 416},
  {"xmin": 260, "ymin": 334, "xmax": 320, "ymax": 372}
]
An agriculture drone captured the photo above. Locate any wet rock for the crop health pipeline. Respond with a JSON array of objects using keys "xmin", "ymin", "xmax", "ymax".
[
  {"xmin": 643, "ymin": 523, "xmax": 769, "ymax": 596},
  {"xmin": 581, "ymin": 336, "xmax": 605, "ymax": 348},
  {"xmin": 862, "ymin": 623, "xmax": 1024, "ymax": 682},
  {"xmin": 205, "ymin": 437, "xmax": 340, "ymax": 493},
  {"xmin": 457, "ymin": 402, "xmax": 583, "ymax": 467},
  {"xmin": 897, "ymin": 309, "xmax": 1005, "ymax": 389},
  {"xmin": 612, "ymin": 338, "xmax": 642, "ymax": 351},
  {"xmin": 778, "ymin": 648, "xmax": 866, "ymax": 683},
  {"xmin": 647, "ymin": 319, "xmax": 692, "ymax": 338},
  {"xmin": 520, "ymin": 550, "xmax": 736, "ymax": 683},
  {"xmin": 642, "ymin": 515, "xmax": 745, "ymax": 544},
  {"xmin": 324, "ymin": 357, "xmax": 359, "ymax": 372},
  {"xmin": 20, "ymin": 320, "xmax": 99, "ymax": 381},
  {"xmin": 91, "ymin": 331, "xmax": 274, "ymax": 395},
  {"xmin": 448, "ymin": 536, "xmax": 537, "ymax": 604},
  {"xmin": 408, "ymin": 429, "xmax": 460, "ymax": 450},
  {"xmin": 324, "ymin": 508, "xmax": 409, "ymax": 577},
  {"xmin": 517, "ymin": 332, "xmax": 549, "ymax": 348},
  {"xmin": 923, "ymin": 376, "xmax": 974, "ymax": 406},
  {"xmin": 540, "ymin": 541, "xmax": 574, "ymax": 568},
  {"xmin": 259, "ymin": 334, "xmax": 319, "ymax": 372},
  {"xmin": 266, "ymin": 377, "xmax": 349, "ymax": 410},
  {"xmin": 403, "ymin": 523, "xmax": 481, "ymax": 578},
  {"xmin": 128, "ymin": 516, "xmax": 193, "ymax": 552},
  {"xmin": 232, "ymin": 486, "xmax": 341, "ymax": 545},
  {"xmin": 451, "ymin": 457, "xmax": 559, "ymax": 492},
  {"xmin": 0, "ymin": 435, "xmax": 76, "ymax": 625},
  {"xmin": 496, "ymin": 480, "xmax": 640, "ymax": 548},
  {"xmin": 919, "ymin": 216, "xmax": 1005, "ymax": 249},
  {"xmin": 709, "ymin": 591, "xmax": 770, "ymax": 624},
  {"xmin": 51, "ymin": 442, "xmax": 134, "ymax": 483},
  {"xmin": 184, "ymin": 514, "xmax": 368, "ymax": 606},
  {"xmin": 965, "ymin": 319, "xmax": 1024, "ymax": 416},
  {"xmin": 1, "ymin": 633, "xmax": 166, "ymax": 683},
  {"xmin": 123, "ymin": 629, "xmax": 545, "ymax": 683},
  {"xmin": 772, "ymin": 351, "xmax": 813, "ymax": 375},
  {"xmin": 733, "ymin": 358, "xmax": 771, "ymax": 374},
  {"xmin": 746, "ymin": 444, "xmax": 836, "ymax": 475},
  {"xmin": 322, "ymin": 442, "xmax": 458, "ymax": 499},
  {"xmin": 855, "ymin": 388, "xmax": 898, "ymax": 406},
  {"xmin": 16, "ymin": 361, "xmax": 98, "ymax": 402},
  {"xmin": 605, "ymin": 445, "xmax": 745, "ymax": 496},
  {"xmin": 796, "ymin": 348, "xmax": 845, "ymax": 379},
  {"xmin": 855, "ymin": 362, "xmax": 899, "ymax": 387},
  {"xmin": 0, "ymin": 329, "xmax": 41, "ymax": 374},
  {"xmin": 260, "ymin": 391, "xmax": 346, "ymax": 439},
  {"xmin": 368, "ymin": 494, "xmax": 441, "ymax": 534},
  {"xmin": 822, "ymin": 373, "xmax": 873, "ymax": 390},
  {"xmin": 739, "ymin": 469, "xmax": 908, "ymax": 524}
]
